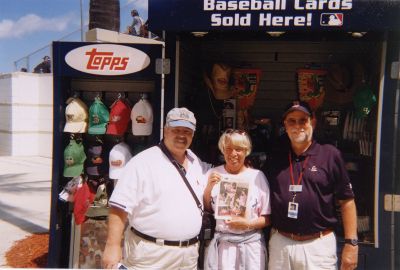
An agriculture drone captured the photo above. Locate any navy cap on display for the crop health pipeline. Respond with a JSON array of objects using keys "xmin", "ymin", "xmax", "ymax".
[
  {"xmin": 85, "ymin": 142, "xmax": 107, "ymax": 177},
  {"xmin": 282, "ymin": 100, "xmax": 312, "ymax": 119}
]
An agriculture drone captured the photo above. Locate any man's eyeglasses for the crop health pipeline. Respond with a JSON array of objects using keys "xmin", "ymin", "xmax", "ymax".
[
  {"xmin": 224, "ymin": 128, "xmax": 247, "ymax": 135},
  {"xmin": 285, "ymin": 118, "xmax": 310, "ymax": 126}
]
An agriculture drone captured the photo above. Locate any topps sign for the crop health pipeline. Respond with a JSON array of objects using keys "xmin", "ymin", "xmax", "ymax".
[{"xmin": 65, "ymin": 44, "xmax": 150, "ymax": 76}]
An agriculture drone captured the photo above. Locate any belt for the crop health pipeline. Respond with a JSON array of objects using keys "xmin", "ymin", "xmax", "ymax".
[
  {"xmin": 276, "ymin": 228, "xmax": 333, "ymax": 241},
  {"xmin": 131, "ymin": 227, "xmax": 198, "ymax": 247}
]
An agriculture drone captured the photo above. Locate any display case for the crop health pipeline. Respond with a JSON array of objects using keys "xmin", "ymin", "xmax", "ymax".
[{"xmin": 48, "ymin": 41, "xmax": 164, "ymax": 267}]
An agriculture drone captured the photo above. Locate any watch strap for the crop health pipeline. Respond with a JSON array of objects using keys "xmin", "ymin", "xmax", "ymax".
[{"xmin": 344, "ymin": 238, "xmax": 358, "ymax": 246}]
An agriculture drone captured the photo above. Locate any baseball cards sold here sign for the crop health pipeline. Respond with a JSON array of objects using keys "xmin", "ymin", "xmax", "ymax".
[{"xmin": 149, "ymin": 0, "xmax": 400, "ymax": 31}]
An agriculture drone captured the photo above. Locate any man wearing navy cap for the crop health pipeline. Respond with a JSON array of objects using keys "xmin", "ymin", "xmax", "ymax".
[
  {"xmin": 267, "ymin": 101, "xmax": 358, "ymax": 270},
  {"xmin": 103, "ymin": 107, "xmax": 211, "ymax": 269}
]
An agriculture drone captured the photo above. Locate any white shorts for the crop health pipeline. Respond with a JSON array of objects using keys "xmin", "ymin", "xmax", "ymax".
[
  {"xmin": 268, "ymin": 228, "xmax": 337, "ymax": 270},
  {"xmin": 217, "ymin": 239, "xmax": 266, "ymax": 270},
  {"xmin": 123, "ymin": 229, "xmax": 199, "ymax": 270}
]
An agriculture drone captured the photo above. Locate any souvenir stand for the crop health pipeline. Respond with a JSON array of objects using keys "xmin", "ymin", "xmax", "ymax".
[{"xmin": 148, "ymin": 0, "xmax": 400, "ymax": 268}]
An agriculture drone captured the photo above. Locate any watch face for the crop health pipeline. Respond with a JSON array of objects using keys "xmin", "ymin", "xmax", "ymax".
[{"xmin": 345, "ymin": 239, "xmax": 358, "ymax": 246}]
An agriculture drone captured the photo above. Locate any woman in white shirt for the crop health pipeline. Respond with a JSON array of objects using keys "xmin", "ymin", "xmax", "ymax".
[{"xmin": 203, "ymin": 129, "xmax": 271, "ymax": 270}]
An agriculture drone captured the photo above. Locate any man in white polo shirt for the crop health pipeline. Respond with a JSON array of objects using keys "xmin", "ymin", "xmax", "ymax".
[{"xmin": 103, "ymin": 107, "xmax": 211, "ymax": 270}]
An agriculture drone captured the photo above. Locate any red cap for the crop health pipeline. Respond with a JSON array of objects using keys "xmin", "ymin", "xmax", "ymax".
[
  {"xmin": 106, "ymin": 100, "xmax": 131, "ymax": 135},
  {"xmin": 73, "ymin": 182, "xmax": 95, "ymax": 225}
]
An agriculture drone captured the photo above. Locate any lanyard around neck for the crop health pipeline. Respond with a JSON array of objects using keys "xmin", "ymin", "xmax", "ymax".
[{"xmin": 288, "ymin": 152, "xmax": 309, "ymax": 186}]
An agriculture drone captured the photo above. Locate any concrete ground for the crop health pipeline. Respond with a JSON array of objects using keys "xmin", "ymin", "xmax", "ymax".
[{"xmin": 0, "ymin": 156, "xmax": 52, "ymax": 268}]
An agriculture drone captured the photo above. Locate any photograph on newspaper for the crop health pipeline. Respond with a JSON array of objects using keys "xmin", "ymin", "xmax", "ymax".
[{"xmin": 215, "ymin": 177, "xmax": 250, "ymax": 220}]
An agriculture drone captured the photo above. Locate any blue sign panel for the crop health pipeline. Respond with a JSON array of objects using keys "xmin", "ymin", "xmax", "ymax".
[{"xmin": 149, "ymin": 0, "xmax": 400, "ymax": 31}]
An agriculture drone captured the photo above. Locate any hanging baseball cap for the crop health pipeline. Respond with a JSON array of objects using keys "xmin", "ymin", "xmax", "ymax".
[
  {"xmin": 282, "ymin": 100, "xmax": 312, "ymax": 119},
  {"xmin": 63, "ymin": 140, "xmax": 86, "ymax": 177},
  {"xmin": 109, "ymin": 142, "xmax": 132, "ymax": 180},
  {"xmin": 63, "ymin": 98, "xmax": 89, "ymax": 133},
  {"xmin": 85, "ymin": 142, "xmax": 107, "ymax": 177},
  {"xmin": 353, "ymin": 83, "xmax": 376, "ymax": 118},
  {"xmin": 88, "ymin": 98, "xmax": 110, "ymax": 135},
  {"xmin": 131, "ymin": 97, "xmax": 153, "ymax": 136},
  {"xmin": 73, "ymin": 182, "xmax": 96, "ymax": 225},
  {"xmin": 106, "ymin": 99, "xmax": 131, "ymax": 136},
  {"xmin": 166, "ymin": 107, "xmax": 196, "ymax": 131}
]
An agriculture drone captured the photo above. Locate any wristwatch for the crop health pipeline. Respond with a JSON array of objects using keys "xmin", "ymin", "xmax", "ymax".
[{"xmin": 344, "ymin": 238, "xmax": 358, "ymax": 246}]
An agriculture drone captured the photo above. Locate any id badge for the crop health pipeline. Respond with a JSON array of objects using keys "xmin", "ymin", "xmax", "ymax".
[
  {"xmin": 288, "ymin": 202, "xmax": 299, "ymax": 219},
  {"xmin": 289, "ymin": 185, "xmax": 302, "ymax": 192}
]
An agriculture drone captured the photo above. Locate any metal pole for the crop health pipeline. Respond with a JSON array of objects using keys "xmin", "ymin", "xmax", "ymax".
[
  {"xmin": 160, "ymin": 30, "xmax": 166, "ymax": 141},
  {"xmin": 80, "ymin": 0, "xmax": 84, "ymax": 41}
]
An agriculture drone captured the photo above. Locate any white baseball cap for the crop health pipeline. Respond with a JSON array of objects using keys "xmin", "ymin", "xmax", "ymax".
[
  {"xmin": 165, "ymin": 107, "xmax": 196, "ymax": 131},
  {"xmin": 109, "ymin": 142, "xmax": 132, "ymax": 179},
  {"xmin": 131, "ymin": 98, "xmax": 153, "ymax": 136},
  {"xmin": 63, "ymin": 98, "xmax": 89, "ymax": 133}
]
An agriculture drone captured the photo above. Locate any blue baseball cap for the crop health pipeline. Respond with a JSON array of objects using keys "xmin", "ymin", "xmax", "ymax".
[{"xmin": 283, "ymin": 100, "xmax": 312, "ymax": 119}]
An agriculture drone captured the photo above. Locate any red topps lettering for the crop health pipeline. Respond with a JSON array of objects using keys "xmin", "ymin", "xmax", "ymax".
[
  {"xmin": 114, "ymin": 58, "xmax": 129, "ymax": 70},
  {"xmin": 85, "ymin": 48, "xmax": 129, "ymax": 70}
]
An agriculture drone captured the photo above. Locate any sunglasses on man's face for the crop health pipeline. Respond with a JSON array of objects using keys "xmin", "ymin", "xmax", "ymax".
[{"xmin": 285, "ymin": 118, "xmax": 310, "ymax": 126}]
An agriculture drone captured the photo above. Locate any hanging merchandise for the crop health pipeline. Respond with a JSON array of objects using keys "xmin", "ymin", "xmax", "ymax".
[
  {"xmin": 63, "ymin": 139, "xmax": 86, "ymax": 177},
  {"xmin": 353, "ymin": 83, "xmax": 377, "ymax": 118},
  {"xmin": 88, "ymin": 97, "xmax": 110, "ymax": 135},
  {"xmin": 59, "ymin": 175, "xmax": 83, "ymax": 203},
  {"xmin": 325, "ymin": 63, "xmax": 352, "ymax": 104},
  {"xmin": 85, "ymin": 138, "xmax": 107, "ymax": 178},
  {"xmin": 106, "ymin": 98, "xmax": 131, "ymax": 136},
  {"xmin": 109, "ymin": 142, "xmax": 133, "ymax": 180},
  {"xmin": 73, "ymin": 181, "xmax": 96, "ymax": 225},
  {"xmin": 237, "ymin": 109, "xmax": 249, "ymax": 130},
  {"xmin": 325, "ymin": 62, "xmax": 366, "ymax": 105},
  {"xmin": 297, "ymin": 68, "xmax": 327, "ymax": 111},
  {"xmin": 203, "ymin": 63, "xmax": 234, "ymax": 100},
  {"xmin": 231, "ymin": 68, "xmax": 262, "ymax": 110},
  {"xmin": 131, "ymin": 94, "xmax": 153, "ymax": 136},
  {"xmin": 63, "ymin": 97, "xmax": 89, "ymax": 133},
  {"xmin": 222, "ymin": 99, "xmax": 236, "ymax": 130}
]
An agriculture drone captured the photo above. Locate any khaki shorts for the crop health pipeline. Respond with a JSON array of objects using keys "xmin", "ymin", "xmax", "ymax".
[{"xmin": 123, "ymin": 229, "xmax": 199, "ymax": 270}]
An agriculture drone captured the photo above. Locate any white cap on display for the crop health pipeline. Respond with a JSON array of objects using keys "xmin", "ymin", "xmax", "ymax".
[
  {"xmin": 109, "ymin": 142, "xmax": 132, "ymax": 179},
  {"xmin": 63, "ymin": 98, "xmax": 89, "ymax": 133},
  {"xmin": 131, "ymin": 98, "xmax": 153, "ymax": 136}
]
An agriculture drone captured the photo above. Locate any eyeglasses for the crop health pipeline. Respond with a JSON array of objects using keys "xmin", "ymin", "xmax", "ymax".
[
  {"xmin": 224, "ymin": 128, "xmax": 247, "ymax": 135},
  {"xmin": 285, "ymin": 118, "xmax": 310, "ymax": 126}
]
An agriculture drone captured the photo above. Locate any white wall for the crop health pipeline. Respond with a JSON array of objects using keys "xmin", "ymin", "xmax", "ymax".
[{"xmin": 0, "ymin": 72, "xmax": 53, "ymax": 157}]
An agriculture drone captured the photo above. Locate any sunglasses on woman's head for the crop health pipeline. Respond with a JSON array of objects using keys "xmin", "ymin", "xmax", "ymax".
[{"xmin": 224, "ymin": 128, "xmax": 247, "ymax": 135}]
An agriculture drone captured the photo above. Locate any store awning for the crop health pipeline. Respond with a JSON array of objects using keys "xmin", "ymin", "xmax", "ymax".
[{"xmin": 149, "ymin": 0, "xmax": 400, "ymax": 32}]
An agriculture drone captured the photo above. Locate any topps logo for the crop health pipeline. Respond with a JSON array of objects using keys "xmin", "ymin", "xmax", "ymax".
[
  {"xmin": 86, "ymin": 48, "xmax": 129, "ymax": 71},
  {"xmin": 65, "ymin": 44, "xmax": 151, "ymax": 76}
]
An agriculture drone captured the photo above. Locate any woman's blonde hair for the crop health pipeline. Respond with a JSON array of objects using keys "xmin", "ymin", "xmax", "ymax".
[{"xmin": 218, "ymin": 129, "xmax": 252, "ymax": 157}]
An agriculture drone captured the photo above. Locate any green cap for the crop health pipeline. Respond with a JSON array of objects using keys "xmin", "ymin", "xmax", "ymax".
[
  {"xmin": 88, "ymin": 98, "xmax": 110, "ymax": 134},
  {"xmin": 63, "ymin": 140, "xmax": 86, "ymax": 177},
  {"xmin": 354, "ymin": 84, "xmax": 376, "ymax": 118}
]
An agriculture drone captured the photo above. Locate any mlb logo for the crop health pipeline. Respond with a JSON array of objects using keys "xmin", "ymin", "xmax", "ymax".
[{"xmin": 320, "ymin": 13, "xmax": 343, "ymax": 26}]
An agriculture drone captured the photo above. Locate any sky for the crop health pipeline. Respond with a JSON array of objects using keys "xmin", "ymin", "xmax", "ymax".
[{"xmin": 0, "ymin": 0, "xmax": 148, "ymax": 73}]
